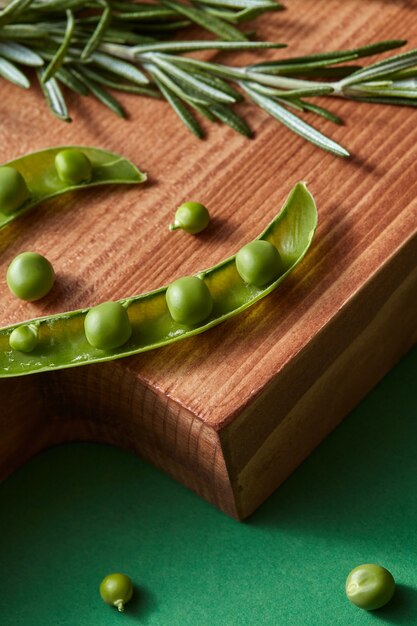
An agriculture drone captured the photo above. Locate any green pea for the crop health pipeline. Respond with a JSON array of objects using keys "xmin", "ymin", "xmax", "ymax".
[
  {"xmin": 166, "ymin": 276, "xmax": 213, "ymax": 325},
  {"xmin": 55, "ymin": 148, "xmax": 92, "ymax": 185},
  {"xmin": 9, "ymin": 324, "xmax": 39, "ymax": 353},
  {"xmin": 235, "ymin": 240, "xmax": 282, "ymax": 287},
  {"xmin": 169, "ymin": 201, "xmax": 210, "ymax": 234},
  {"xmin": 0, "ymin": 166, "xmax": 29, "ymax": 215},
  {"xmin": 7, "ymin": 252, "xmax": 55, "ymax": 302},
  {"xmin": 84, "ymin": 301, "xmax": 132, "ymax": 350},
  {"xmin": 99, "ymin": 573, "xmax": 133, "ymax": 613},
  {"xmin": 346, "ymin": 564, "xmax": 395, "ymax": 611}
]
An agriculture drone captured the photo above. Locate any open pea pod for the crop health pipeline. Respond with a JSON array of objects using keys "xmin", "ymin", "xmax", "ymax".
[
  {"xmin": 0, "ymin": 182, "xmax": 317, "ymax": 377},
  {"xmin": 0, "ymin": 146, "xmax": 146, "ymax": 229}
]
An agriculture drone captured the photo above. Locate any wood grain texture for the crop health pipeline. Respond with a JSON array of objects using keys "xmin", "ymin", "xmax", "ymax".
[{"xmin": 1, "ymin": 0, "xmax": 417, "ymax": 518}]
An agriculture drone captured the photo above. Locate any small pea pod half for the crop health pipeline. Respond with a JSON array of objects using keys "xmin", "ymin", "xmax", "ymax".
[
  {"xmin": 0, "ymin": 182, "xmax": 317, "ymax": 377},
  {"xmin": 0, "ymin": 146, "xmax": 146, "ymax": 230}
]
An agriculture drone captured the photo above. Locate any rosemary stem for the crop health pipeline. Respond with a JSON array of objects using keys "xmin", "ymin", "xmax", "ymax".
[
  {"xmin": 243, "ymin": 71, "xmax": 330, "ymax": 90},
  {"xmin": 330, "ymin": 81, "xmax": 345, "ymax": 96},
  {"xmin": 139, "ymin": 53, "xmax": 248, "ymax": 81}
]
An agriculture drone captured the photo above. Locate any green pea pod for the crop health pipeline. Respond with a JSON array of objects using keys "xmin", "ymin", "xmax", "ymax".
[
  {"xmin": 0, "ymin": 182, "xmax": 317, "ymax": 377},
  {"xmin": 0, "ymin": 146, "xmax": 146, "ymax": 229}
]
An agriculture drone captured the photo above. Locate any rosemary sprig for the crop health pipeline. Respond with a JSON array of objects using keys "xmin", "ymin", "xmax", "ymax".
[
  {"xmin": 0, "ymin": 0, "xmax": 415, "ymax": 156},
  {"xmin": 134, "ymin": 39, "xmax": 413, "ymax": 156}
]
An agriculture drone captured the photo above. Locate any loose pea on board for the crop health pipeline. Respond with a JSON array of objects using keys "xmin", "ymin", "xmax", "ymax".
[
  {"xmin": 169, "ymin": 201, "xmax": 210, "ymax": 234},
  {"xmin": 0, "ymin": 182, "xmax": 318, "ymax": 376},
  {"xmin": 6, "ymin": 252, "xmax": 55, "ymax": 302},
  {"xmin": 0, "ymin": 146, "xmax": 146, "ymax": 230}
]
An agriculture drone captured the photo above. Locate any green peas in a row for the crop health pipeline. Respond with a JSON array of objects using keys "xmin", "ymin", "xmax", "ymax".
[
  {"xmin": 164, "ymin": 240, "xmax": 282, "ymax": 326},
  {"xmin": 81, "ymin": 239, "xmax": 282, "ymax": 350},
  {"xmin": 163, "ymin": 239, "xmax": 282, "ymax": 324},
  {"xmin": 6, "ymin": 238, "xmax": 283, "ymax": 353},
  {"xmin": 82, "ymin": 276, "xmax": 214, "ymax": 351},
  {"xmin": 0, "ymin": 148, "xmax": 93, "ymax": 215}
]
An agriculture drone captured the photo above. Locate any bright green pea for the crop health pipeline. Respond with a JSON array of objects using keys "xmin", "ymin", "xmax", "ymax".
[
  {"xmin": 84, "ymin": 301, "xmax": 132, "ymax": 350},
  {"xmin": 235, "ymin": 240, "xmax": 282, "ymax": 287},
  {"xmin": 346, "ymin": 564, "xmax": 395, "ymax": 611},
  {"xmin": 99, "ymin": 573, "xmax": 133, "ymax": 613},
  {"xmin": 166, "ymin": 276, "xmax": 213, "ymax": 325},
  {"xmin": 55, "ymin": 148, "xmax": 92, "ymax": 185},
  {"xmin": 169, "ymin": 201, "xmax": 210, "ymax": 234},
  {"xmin": 7, "ymin": 252, "xmax": 55, "ymax": 302},
  {"xmin": 9, "ymin": 324, "xmax": 39, "ymax": 353},
  {"xmin": 0, "ymin": 166, "xmax": 29, "ymax": 214}
]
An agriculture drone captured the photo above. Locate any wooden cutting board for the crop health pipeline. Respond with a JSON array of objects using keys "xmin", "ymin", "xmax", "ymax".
[{"xmin": 1, "ymin": 0, "xmax": 417, "ymax": 519}]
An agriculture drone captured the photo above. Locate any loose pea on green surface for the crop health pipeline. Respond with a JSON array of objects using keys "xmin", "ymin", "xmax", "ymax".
[
  {"xmin": 9, "ymin": 324, "xmax": 39, "ymax": 353},
  {"xmin": 0, "ymin": 166, "xmax": 30, "ymax": 214},
  {"xmin": 166, "ymin": 275, "xmax": 213, "ymax": 325},
  {"xmin": 6, "ymin": 252, "xmax": 55, "ymax": 302},
  {"xmin": 0, "ymin": 146, "xmax": 146, "ymax": 231},
  {"xmin": 236, "ymin": 240, "xmax": 282, "ymax": 287},
  {"xmin": 0, "ymin": 183, "xmax": 318, "ymax": 377},
  {"xmin": 99, "ymin": 573, "xmax": 134, "ymax": 613},
  {"xmin": 55, "ymin": 148, "xmax": 92, "ymax": 184},
  {"xmin": 345, "ymin": 564, "xmax": 396, "ymax": 610},
  {"xmin": 84, "ymin": 301, "xmax": 132, "ymax": 350},
  {"xmin": 169, "ymin": 201, "xmax": 210, "ymax": 234}
]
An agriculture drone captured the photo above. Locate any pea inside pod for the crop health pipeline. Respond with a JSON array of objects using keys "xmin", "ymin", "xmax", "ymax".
[
  {"xmin": 0, "ymin": 166, "xmax": 30, "ymax": 214},
  {"xmin": 55, "ymin": 148, "xmax": 92, "ymax": 184},
  {"xmin": 0, "ymin": 146, "xmax": 146, "ymax": 230},
  {"xmin": 0, "ymin": 182, "xmax": 318, "ymax": 377},
  {"xmin": 9, "ymin": 324, "xmax": 39, "ymax": 353},
  {"xmin": 236, "ymin": 240, "xmax": 282, "ymax": 287},
  {"xmin": 166, "ymin": 276, "xmax": 213, "ymax": 325},
  {"xmin": 84, "ymin": 301, "xmax": 132, "ymax": 350}
]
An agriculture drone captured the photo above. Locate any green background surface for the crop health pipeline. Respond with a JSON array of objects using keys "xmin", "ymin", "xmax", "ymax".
[{"xmin": 1, "ymin": 346, "xmax": 417, "ymax": 626}]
